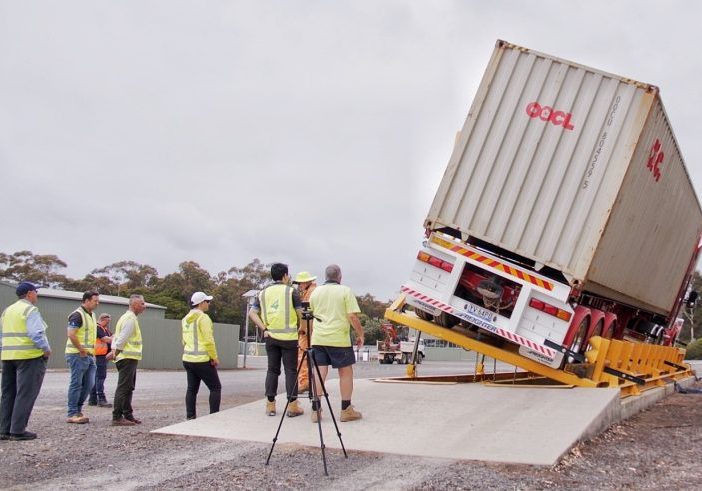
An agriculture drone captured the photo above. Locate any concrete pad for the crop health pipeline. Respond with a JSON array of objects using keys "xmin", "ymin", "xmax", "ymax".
[{"xmin": 154, "ymin": 379, "xmax": 621, "ymax": 465}]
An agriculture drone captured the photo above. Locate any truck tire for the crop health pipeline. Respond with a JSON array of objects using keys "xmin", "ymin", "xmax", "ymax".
[
  {"xmin": 416, "ymin": 352, "xmax": 423, "ymax": 364},
  {"xmin": 415, "ymin": 308, "xmax": 434, "ymax": 322},
  {"xmin": 400, "ymin": 353, "xmax": 408, "ymax": 364},
  {"xmin": 434, "ymin": 311, "xmax": 459, "ymax": 329},
  {"xmin": 568, "ymin": 317, "xmax": 589, "ymax": 361}
]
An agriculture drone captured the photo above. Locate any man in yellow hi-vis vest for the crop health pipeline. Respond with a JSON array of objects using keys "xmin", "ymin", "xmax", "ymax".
[
  {"xmin": 249, "ymin": 263, "xmax": 304, "ymax": 418},
  {"xmin": 65, "ymin": 291, "xmax": 99, "ymax": 424},
  {"xmin": 182, "ymin": 291, "xmax": 221, "ymax": 420},
  {"xmin": 110, "ymin": 294, "xmax": 146, "ymax": 426},
  {"xmin": 0, "ymin": 282, "xmax": 51, "ymax": 441}
]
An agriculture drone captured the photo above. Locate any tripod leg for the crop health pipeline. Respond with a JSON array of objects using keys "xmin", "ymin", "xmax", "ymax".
[
  {"xmin": 311, "ymin": 353, "xmax": 348, "ymax": 458},
  {"xmin": 266, "ymin": 347, "xmax": 307, "ymax": 466},
  {"xmin": 307, "ymin": 347, "xmax": 329, "ymax": 475}
]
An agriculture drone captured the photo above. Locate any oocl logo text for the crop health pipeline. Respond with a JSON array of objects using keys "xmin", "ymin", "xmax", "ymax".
[{"xmin": 525, "ymin": 102, "xmax": 575, "ymax": 131}]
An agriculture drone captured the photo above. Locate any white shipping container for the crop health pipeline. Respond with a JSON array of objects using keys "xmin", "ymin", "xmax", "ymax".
[{"xmin": 426, "ymin": 40, "xmax": 702, "ymax": 316}]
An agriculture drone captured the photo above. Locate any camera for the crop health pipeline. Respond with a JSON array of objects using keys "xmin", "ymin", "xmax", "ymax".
[{"xmin": 301, "ymin": 301, "xmax": 314, "ymax": 321}]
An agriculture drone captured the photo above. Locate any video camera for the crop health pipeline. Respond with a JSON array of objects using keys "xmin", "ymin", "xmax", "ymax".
[{"xmin": 301, "ymin": 301, "xmax": 315, "ymax": 321}]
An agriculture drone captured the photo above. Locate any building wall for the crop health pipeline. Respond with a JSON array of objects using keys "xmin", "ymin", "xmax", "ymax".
[{"xmin": 0, "ymin": 283, "xmax": 239, "ymax": 369}]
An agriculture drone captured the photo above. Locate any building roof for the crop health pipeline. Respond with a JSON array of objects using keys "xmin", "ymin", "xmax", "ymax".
[{"xmin": 0, "ymin": 281, "xmax": 166, "ymax": 310}]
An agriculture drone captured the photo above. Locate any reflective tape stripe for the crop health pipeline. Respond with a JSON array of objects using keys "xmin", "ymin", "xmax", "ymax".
[
  {"xmin": 184, "ymin": 350, "xmax": 208, "ymax": 355},
  {"xmin": 259, "ymin": 289, "xmax": 268, "ymax": 325},
  {"xmin": 22, "ymin": 305, "xmax": 36, "ymax": 317},
  {"xmin": 0, "ymin": 345, "xmax": 40, "ymax": 350},
  {"xmin": 131, "ymin": 341, "xmax": 142, "ymax": 346},
  {"xmin": 120, "ymin": 351, "xmax": 141, "ymax": 356},
  {"xmin": 0, "ymin": 332, "xmax": 30, "ymax": 337},
  {"xmin": 269, "ymin": 327, "xmax": 298, "ymax": 333}
]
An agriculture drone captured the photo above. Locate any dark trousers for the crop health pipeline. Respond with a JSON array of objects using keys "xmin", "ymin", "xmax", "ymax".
[
  {"xmin": 90, "ymin": 355, "xmax": 108, "ymax": 403},
  {"xmin": 112, "ymin": 359, "xmax": 138, "ymax": 420},
  {"xmin": 265, "ymin": 336, "xmax": 298, "ymax": 400},
  {"xmin": 0, "ymin": 356, "xmax": 47, "ymax": 435},
  {"xmin": 183, "ymin": 361, "xmax": 221, "ymax": 419}
]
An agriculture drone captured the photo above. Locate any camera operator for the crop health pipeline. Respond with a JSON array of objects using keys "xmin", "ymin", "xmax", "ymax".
[
  {"xmin": 293, "ymin": 271, "xmax": 317, "ymax": 393},
  {"xmin": 248, "ymin": 263, "xmax": 304, "ymax": 418},
  {"xmin": 309, "ymin": 264, "xmax": 364, "ymax": 423}
]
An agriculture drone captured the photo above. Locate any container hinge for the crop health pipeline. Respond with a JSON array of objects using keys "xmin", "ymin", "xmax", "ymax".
[
  {"xmin": 543, "ymin": 339, "xmax": 585, "ymax": 363},
  {"xmin": 603, "ymin": 367, "xmax": 646, "ymax": 385}
]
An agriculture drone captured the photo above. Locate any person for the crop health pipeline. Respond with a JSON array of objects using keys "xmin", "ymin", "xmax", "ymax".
[
  {"xmin": 182, "ymin": 291, "xmax": 221, "ymax": 420},
  {"xmin": 248, "ymin": 263, "xmax": 304, "ymax": 418},
  {"xmin": 65, "ymin": 291, "xmax": 99, "ymax": 424},
  {"xmin": 110, "ymin": 294, "xmax": 146, "ymax": 426},
  {"xmin": 293, "ymin": 271, "xmax": 317, "ymax": 393},
  {"xmin": 88, "ymin": 313, "xmax": 112, "ymax": 408},
  {"xmin": 309, "ymin": 264, "xmax": 364, "ymax": 423},
  {"xmin": 0, "ymin": 282, "xmax": 51, "ymax": 441}
]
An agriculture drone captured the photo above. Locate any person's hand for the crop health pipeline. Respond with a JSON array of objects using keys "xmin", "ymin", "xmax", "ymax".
[
  {"xmin": 355, "ymin": 335, "xmax": 364, "ymax": 347},
  {"xmin": 263, "ymin": 330, "xmax": 270, "ymax": 338},
  {"xmin": 210, "ymin": 358, "xmax": 220, "ymax": 367},
  {"xmin": 43, "ymin": 349, "xmax": 52, "ymax": 358},
  {"xmin": 79, "ymin": 348, "xmax": 88, "ymax": 357},
  {"xmin": 106, "ymin": 351, "xmax": 115, "ymax": 361}
]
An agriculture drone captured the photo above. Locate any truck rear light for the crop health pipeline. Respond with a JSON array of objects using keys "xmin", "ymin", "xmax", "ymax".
[
  {"xmin": 529, "ymin": 298, "xmax": 571, "ymax": 321},
  {"xmin": 416, "ymin": 251, "xmax": 454, "ymax": 272}
]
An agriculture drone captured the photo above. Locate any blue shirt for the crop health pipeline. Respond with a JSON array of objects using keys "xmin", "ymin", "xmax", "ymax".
[{"xmin": 26, "ymin": 306, "xmax": 51, "ymax": 352}]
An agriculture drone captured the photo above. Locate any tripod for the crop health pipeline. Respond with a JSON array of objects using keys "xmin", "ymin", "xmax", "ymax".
[{"xmin": 265, "ymin": 310, "xmax": 348, "ymax": 475}]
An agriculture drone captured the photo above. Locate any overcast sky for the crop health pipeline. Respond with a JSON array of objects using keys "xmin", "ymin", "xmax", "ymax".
[{"xmin": 1, "ymin": 1, "xmax": 701, "ymax": 300}]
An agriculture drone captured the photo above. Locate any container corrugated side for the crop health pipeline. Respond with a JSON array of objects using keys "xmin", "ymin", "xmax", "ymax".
[
  {"xmin": 585, "ymin": 97, "xmax": 702, "ymax": 314},
  {"xmin": 425, "ymin": 41, "xmax": 684, "ymax": 287}
]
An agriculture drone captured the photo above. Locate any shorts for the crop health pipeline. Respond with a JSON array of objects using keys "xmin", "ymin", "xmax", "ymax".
[{"xmin": 311, "ymin": 345, "xmax": 356, "ymax": 369}]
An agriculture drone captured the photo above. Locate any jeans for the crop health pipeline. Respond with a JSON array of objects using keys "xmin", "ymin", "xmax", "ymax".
[
  {"xmin": 89, "ymin": 355, "xmax": 108, "ymax": 403},
  {"xmin": 183, "ymin": 361, "xmax": 221, "ymax": 419},
  {"xmin": 112, "ymin": 359, "xmax": 138, "ymax": 420},
  {"xmin": 0, "ymin": 356, "xmax": 47, "ymax": 435},
  {"xmin": 66, "ymin": 354, "xmax": 96, "ymax": 417},
  {"xmin": 265, "ymin": 336, "xmax": 299, "ymax": 400}
]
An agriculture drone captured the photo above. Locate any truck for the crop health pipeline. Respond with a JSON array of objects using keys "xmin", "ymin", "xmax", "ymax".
[
  {"xmin": 377, "ymin": 322, "xmax": 425, "ymax": 364},
  {"xmin": 401, "ymin": 40, "xmax": 702, "ymax": 370}
]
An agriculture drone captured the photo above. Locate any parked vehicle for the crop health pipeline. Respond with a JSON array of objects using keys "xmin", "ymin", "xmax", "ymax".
[
  {"xmin": 402, "ymin": 40, "xmax": 702, "ymax": 369},
  {"xmin": 377, "ymin": 322, "xmax": 425, "ymax": 364}
]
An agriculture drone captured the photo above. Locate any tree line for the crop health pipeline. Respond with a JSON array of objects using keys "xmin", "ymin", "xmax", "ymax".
[{"xmin": 0, "ymin": 251, "xmax": 391, "ymax": 344}]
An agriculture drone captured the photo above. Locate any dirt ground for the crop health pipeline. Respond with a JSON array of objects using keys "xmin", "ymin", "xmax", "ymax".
[{"xmin": 1, "ymin": 370, "xmax": 701, "ymax": 490}]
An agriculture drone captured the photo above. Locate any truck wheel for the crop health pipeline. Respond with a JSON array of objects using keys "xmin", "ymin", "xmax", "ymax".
[
  {"xmin": 416, "ymin": 353, "xmax": 423, "ymax": 364},
  {"xmin": 400, "ymin": 353, "xmax": 408, "ymax": 364},
  {"xmin": 435, "ymin": 311, "xmax": 459, "ymax": 329},
  {"xmin": 568, "ymin": 317, "xmax": 589, "ymax": 361},
  {"xmin": 415, "ymin": 308, "xmax": 433, "ymax": 322}
]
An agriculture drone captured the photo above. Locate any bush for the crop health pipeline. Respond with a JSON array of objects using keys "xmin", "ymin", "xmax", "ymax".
[{"xmin": 685, "ymin": 338, "xmax": 702, "ymax": 360}]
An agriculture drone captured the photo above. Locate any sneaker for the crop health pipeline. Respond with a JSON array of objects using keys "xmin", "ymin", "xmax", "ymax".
[
  {"xmin": 311, "ymin": 408, "xmax": 323, "ymax": 423},
  {"xmin": 265, "ymin": 400, "xmax": 276, "ymax": 416},
  {"xmin": 286, "ymin": 400, "xmax": 304, "ymax": 418},
  {"xmin": 66, "ymin": 415, "xmax": 89, "ymax": 424},
  {"xmin": 9, "ymin": 431, "xmax": 37, "ymax": 441},
  {"xmin": 97, "ymin": 401, "xmax": 113, "ymax": 408},
  {"xmin": 340, "ymin": 405, "xmax": 362, "ymax": 422},
  {"xmin": 125, "ymin": 416, "xmax": 142, "ymax": 425},
  {"xmin": 1, "ymin": 433, "xmax": 11, "ymax": 440},
  {"xmin": 111, "ymin": 418, "xmax": 137, "ymax": 426}
]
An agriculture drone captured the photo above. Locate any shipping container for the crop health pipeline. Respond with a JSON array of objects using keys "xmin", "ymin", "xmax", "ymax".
[{"xmin": 426, "ymin": 40, "xmax": 702, "ymax": 316}]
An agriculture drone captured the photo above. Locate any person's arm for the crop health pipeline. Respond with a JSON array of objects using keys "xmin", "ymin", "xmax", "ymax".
[
  {"xmin": 67, "ymin": 312, "xmax": 87, "ymax": 357},
  {"xmin": 248, "ymin": 308, "xmax": 269, "ymax": 338},
  {"xmin": 112, "ymin": 318, "xmax": 135, "ymax": 356},
  {"xmin": 348, "ymin": 313, "xmax": 364, "ymax": 347},
  {"xmin": 199, "ymin": 315, "xmax": 219, "ymax": 366},
  {"xmin": 26, "ymin": 309, "xmax": 51, "ymax": 356}
]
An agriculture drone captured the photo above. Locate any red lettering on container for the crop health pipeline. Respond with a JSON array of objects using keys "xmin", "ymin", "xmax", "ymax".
[
  {"xmin": 525, "ymin": 102, "xmax": 575, "ymax": 130},
  {"xmin": 646, "ymin": 138, "xmax": 664, "ymax": 182}
]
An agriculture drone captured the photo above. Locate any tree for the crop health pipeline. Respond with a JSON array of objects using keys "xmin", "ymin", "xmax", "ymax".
[
  {"xmin": 0, "ymin": 250, "xmax": 68, "ymax": 287},
  {"xmin": 91, "ymin": 260, "xmax": 159, "ymax": 296}
]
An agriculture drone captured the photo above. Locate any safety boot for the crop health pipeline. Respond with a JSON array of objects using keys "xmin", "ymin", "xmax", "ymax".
[
  {"xmin": 265, "ymin": 400, "xmax": 276, "ymax": 416},
  {"xmin": 311, "ymin": 408, "xmax": 323, "ymax": 423},
  {"xmin": 340, "ymin": 405, "xmax": 362, "ymax": 422},
  {"xmin": 286, "ymin": 400, "xmax": 304, "ymax": 418}
]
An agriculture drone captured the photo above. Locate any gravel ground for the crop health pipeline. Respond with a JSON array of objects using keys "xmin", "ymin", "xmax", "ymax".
[{"xmin": 1, "ymin": 359, "xmax": 701, "ymax": 490}]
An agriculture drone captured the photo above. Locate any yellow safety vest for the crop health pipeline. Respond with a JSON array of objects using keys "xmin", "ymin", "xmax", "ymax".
[
  {"xmin": 65, "ymin": 307, "xmax": 97, "ymax": 355},
  {"xmin": 182, "ymin": 311, "xmax": 213, "ymax": 362},
  {"xmin": 259, "ymin": 284, "xmax": 298, "ymax": 341},
  {"xmin": 113, "ymin": 311, "xmax": 142, "ymax": 361},
  {"xmin": 0, "ymin": 300, "xmax": 45, "ymax": 360}
]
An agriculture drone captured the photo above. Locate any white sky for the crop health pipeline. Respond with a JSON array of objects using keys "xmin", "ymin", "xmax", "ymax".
[{"xmin": 1, "ymin": 1, "xmax": 701, "ymax": 300}]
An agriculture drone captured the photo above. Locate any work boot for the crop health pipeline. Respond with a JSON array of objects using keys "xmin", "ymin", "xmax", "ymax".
[
  {"xmin": 9, "ymin": 431, "xmax": 37, "ymax": 441},
  {"xmin": 311, "ymin": 408, "xmax": 323, "ymax": 423},
  {"xmin": 265, "ymin": 400, "xmax": 276, "ymax": 416},
  {"xmin": 111, "ymin": 418, "xmax": 137, "ymax": 426},
  {"xmin": 66, "ymin": 415, "xmax": 89, "ymax": 424},
  {"xmin": 286, "ymin": 400, "xmax": 304, "ymax": 418},
  {"xmin": 88, "ymin": 400, "xmax": 98, "ymax": 406},
  {"xmin": 98, "ymin": 401, "xmax": 112, "ymax": 408},
  {"xmin": 340, "ymin": 405, "xmax": 362, "ymax": 422}
]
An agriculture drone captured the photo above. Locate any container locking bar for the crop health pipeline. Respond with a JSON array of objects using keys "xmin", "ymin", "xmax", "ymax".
[
  {"xmin": 664, "ymin": 360, "xmax": 687, "ymax": 371},
  {"xmin": 603, "ymin": 367, "xmax": 646, "ymax": 385}
]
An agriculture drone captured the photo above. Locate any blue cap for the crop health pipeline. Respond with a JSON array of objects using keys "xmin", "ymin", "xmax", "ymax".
[{"xmin": 16, "ymin": 281, "xmax": 39, "ymax": 297}]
